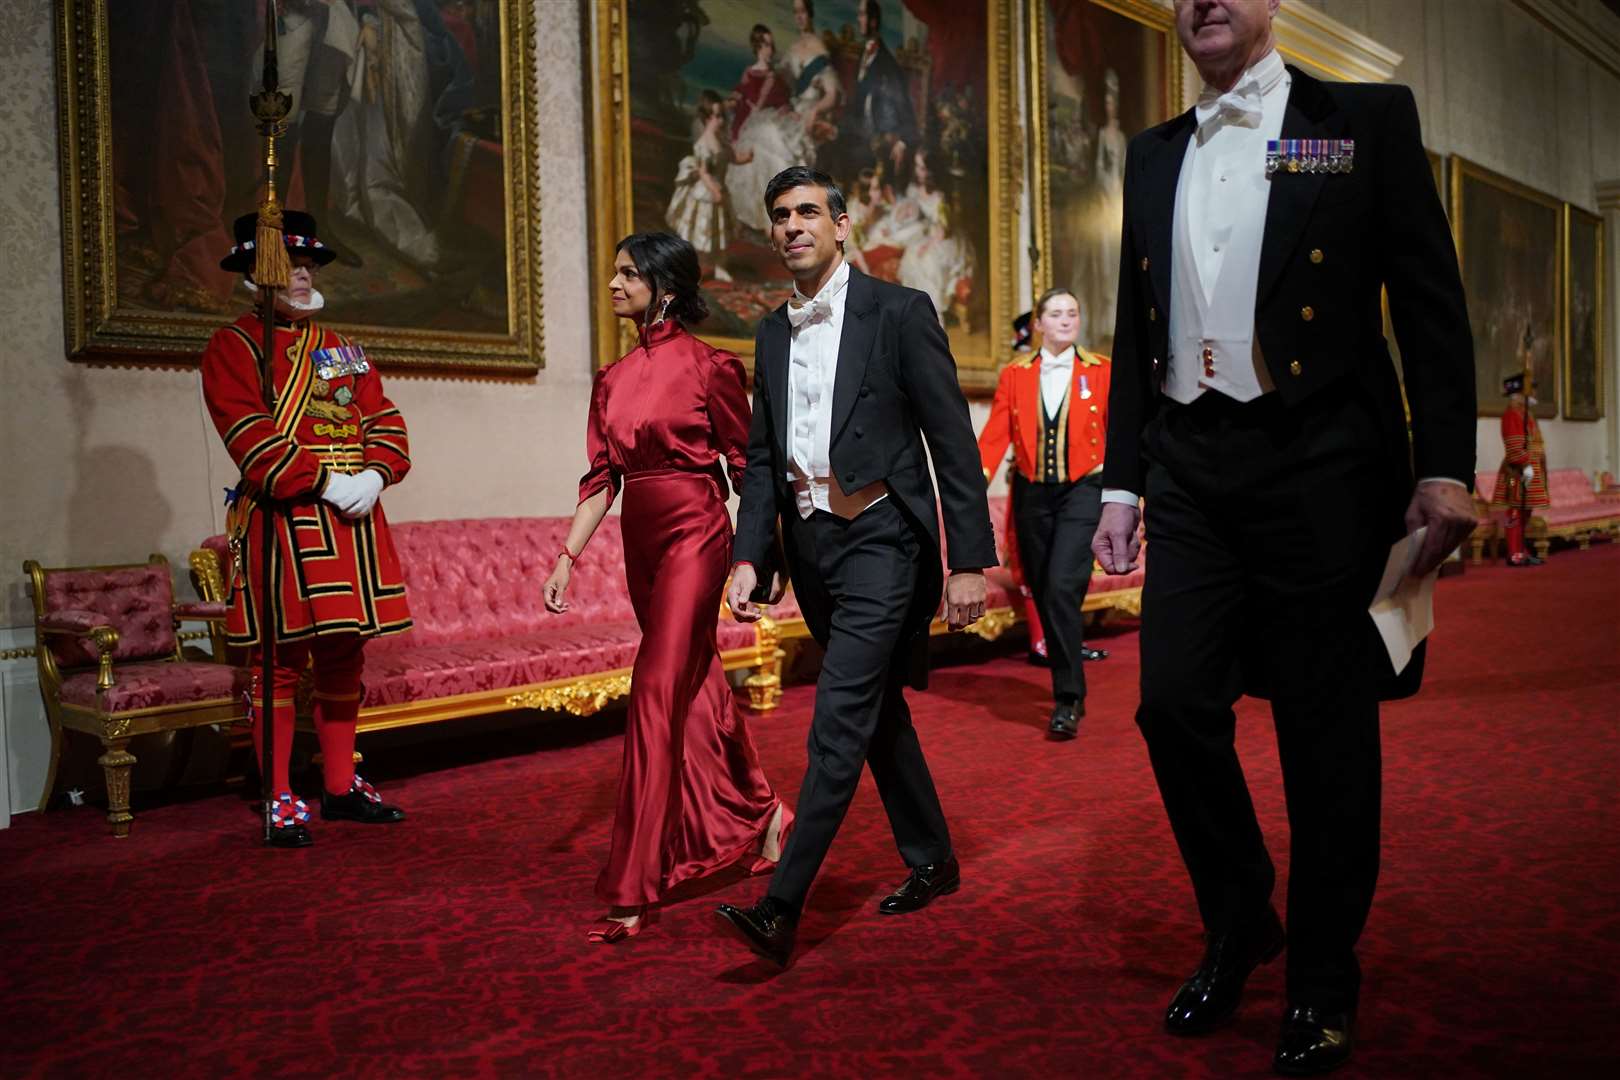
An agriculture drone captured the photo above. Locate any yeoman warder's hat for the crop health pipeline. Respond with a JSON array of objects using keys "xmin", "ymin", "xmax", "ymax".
[
  {"xmin": 219, "ymin": 210, "xmax": 336, "ymax": 273},
  {"xmin": 1011, "ymin": 310, "xmax": 1033, "ymax": 352},
  {"xmin": 1502, "ymin": 371, "xmax": 1527, "ymax": 396}
]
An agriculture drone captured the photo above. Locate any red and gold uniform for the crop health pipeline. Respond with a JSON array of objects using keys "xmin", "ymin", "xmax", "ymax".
[
  {"xmin": 978, "ymin": 345, "xmax": 1111, "ymax": 718},
  {"xmin": 202, "ymin": 311, "xmax": 413, "ymax": 645},
  {"xmin": 201, "ymin": 306, "xmax": 412, "ymax": 837},
  {"xmin": 1490, "ymin": 399, "xmax": 1549, "ymax": 565}
]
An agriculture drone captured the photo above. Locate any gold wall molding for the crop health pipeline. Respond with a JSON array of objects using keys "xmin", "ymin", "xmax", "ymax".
[
  {"xmin": 1511, "ymin": 0, "xmax": 1620, "ymax": 80},
  {"xmin": 1273, "ymin": 2, "xmax": 1403, "ymax": 83}
]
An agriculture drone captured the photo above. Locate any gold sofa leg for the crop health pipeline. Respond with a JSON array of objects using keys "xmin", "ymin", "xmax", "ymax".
[
  {"xmin": 746, "ymin": 649, "xmax": 784, "ymax": 712},
  {"xmin": 98, "ymin": 737, "xmax": 136, "ymax": 837}
]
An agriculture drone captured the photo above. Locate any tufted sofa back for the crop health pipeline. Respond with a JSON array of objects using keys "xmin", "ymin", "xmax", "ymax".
[
  {"xmin": 36, "ymin": 563, "xmax": 177, "ymax": 668},
  {"xmin": 202, "ymin": 518, "xmax": 640, "ymax": 651},
  {"xmin": 1547, "ymin": 467, "xmax": 1595, "ymax": 505},
  {"xmin": 376, "ymin": 517, "xmax": 636, "ymax": 649}
]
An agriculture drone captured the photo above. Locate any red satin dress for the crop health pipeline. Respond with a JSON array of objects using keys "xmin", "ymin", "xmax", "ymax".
[{"xmin": 580, "ymin": 318, "xmax": 786, "ymax": 907}]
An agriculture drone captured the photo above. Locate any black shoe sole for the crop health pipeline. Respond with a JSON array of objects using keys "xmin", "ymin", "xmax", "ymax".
[
  {"xmin": 878, "ymin": 878, "xmax": 960, "ymax": 915},
  {"xmin": 714, "ymin": 909, "xmax": 791, "ymax": 968},
  {"xmin": 1273, "ymin": 1052, "xmax": 1353, "ymax": 1077}
]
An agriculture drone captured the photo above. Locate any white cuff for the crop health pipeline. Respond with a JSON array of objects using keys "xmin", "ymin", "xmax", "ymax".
[
  {"xmin": 1101, "ymin": 488, "xmax": 1142, "ymax": 507},
  {"xmin": 1417, "ymin": 476, "xmax": 1468, "ymax": 490}
]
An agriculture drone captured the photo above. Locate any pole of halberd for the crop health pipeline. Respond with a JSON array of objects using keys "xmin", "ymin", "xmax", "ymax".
[{"xmin": 250, "ymin": 2, "xmax": 293, "ymax": 845}]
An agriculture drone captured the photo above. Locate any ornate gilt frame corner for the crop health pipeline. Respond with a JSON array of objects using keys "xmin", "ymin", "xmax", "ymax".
[
  {"xmin": 54, "ymin": 0, "xmax": 543, "ymax": 375},
  {"xmin": 1562, "ymin": 203, "xmax": 1605, "ymax": 421},
  {"xmin": 1023, "ymin": 0, "xmax": 1180, "ymax": 307},
  {"xmin": 588, "ymin": 0, "xmax": 1019, "ymax": 397},
  {"xmin": 1449, "ymin": 154, "xmax": 1566, "ymax": 419}
]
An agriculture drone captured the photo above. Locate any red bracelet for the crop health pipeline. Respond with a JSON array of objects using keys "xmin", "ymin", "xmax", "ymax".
[{"xmin": 559, "ymin": 545, "xmax": 579, "ymax": 563}]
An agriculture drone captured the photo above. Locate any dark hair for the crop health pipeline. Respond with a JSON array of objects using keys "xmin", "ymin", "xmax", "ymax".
[
  {"xmin": 696, "ymin": 88, "xmax": 724, "ymax": 120},
  {"xmin": 861, "ymin": 0, "xmax": 881, "ymax": 33},
  {"xmin": 798, "ymin": 0, "xmax": 816, "ymax": 19},
  {"xmin": 749, "ymin": 23, "xmax": 773, "ymax": 54},
  {"xmin": 1034, "ymin": 286, "xmax": 1079, "ymax": 318},
  {"xmin": 615, "ymin": 232, "xmax": 708, "ymax": 325},
  {"xmin": 763, "ymin": 165, "xmax": 847, "ymax": 219}
]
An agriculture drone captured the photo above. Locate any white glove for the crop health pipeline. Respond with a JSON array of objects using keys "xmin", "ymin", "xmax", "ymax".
[
  {"xmin": 347, "ymin": 469, "xmax": 385, "ymax": 517},
  {"xmin": 321, "ymin": 470, "xmax": 385, "ymax": 517},
  {"xmin": 321, "ymin": 471, "xmax": 365, "ymax": 513},
  {"xmin": 1522, "ymin": 464, "xmax": 1535, "ymax": 482}
]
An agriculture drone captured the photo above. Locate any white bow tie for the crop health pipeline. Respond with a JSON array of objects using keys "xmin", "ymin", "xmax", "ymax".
[
  {"xmin": 787, "ymin": 295, "xmax": 832, "ymax": 329},
  {"xmin": 1195, "ymin": 77, "xmax": 1263, "ymax": 136}
]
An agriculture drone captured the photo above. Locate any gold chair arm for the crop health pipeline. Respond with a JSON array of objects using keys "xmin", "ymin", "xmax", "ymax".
[{"xmin": 39, "ymin": 622, "xmax": 121, "ymax": 690}]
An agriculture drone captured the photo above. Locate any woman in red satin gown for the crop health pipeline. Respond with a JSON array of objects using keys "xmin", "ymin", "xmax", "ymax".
[{"xmin": 544, "ymin": 232, "xmax": 791, "ymax": 943}]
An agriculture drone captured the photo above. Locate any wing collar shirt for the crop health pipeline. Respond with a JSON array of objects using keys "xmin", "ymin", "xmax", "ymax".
[
  {"xmin": 1039, "ymin": 345, "xmax": 1073, "ymax": 420},
  {"xmin": 786, "ymin": 258, "xmax": 889, "ymax": 519}
]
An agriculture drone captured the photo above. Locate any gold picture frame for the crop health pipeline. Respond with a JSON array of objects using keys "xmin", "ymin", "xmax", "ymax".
[
  {"xmin": 1025, "ymin": 0, "xmax": 1181, "ymax": 358},
  {"xmin": 1563, "ymin": 204, "xmax": 1604, "ymax": 420},
  {"xmin": 55, "ymin": 0, "xmax": 543, "ymax": 373},
  {"xmin": 1449, "ymin": 155, "xmax": 1564, "ymax": 419},
  {"xmin": 588, "ymin": 0, "xmax": 1018, "ymax": 393}
]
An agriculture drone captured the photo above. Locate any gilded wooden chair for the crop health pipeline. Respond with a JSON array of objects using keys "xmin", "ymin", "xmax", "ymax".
[{"xmin": 23, "ymin": 554, "xmax": 248, "ymax": 836}]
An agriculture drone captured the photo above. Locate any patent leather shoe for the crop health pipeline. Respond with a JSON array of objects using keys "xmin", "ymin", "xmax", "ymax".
[
  {"xmin": 715, "ymin": 896, "xmax": 798, "ymax": 967},
  {"xmin": 1273, "ymin": 1006, "xmax": 1354, "ymax": 1075},
  {"xmin": 1047, "ymin": 702, "xmax": 1081, "ymax": 740},
  {"xmin": 1078, "ymin": 646, "xmax": 1109, "ymax": 662},
  {"xmin": 321, "ymin": 785, "xmax": 406, "ymax": 824},
  {"xmin": 878, "ymin": 856, "xmax": 960, "ymax": 914},
  {"xmin": 265, "ymin": 823, "xmax": 313, "ymax": 848},
  {"xmin": 1165, "ymin": 906, "xmax": 1285, "ymax": 1035}
]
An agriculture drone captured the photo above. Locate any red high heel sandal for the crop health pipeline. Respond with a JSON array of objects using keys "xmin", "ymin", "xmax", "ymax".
[
  {"xmin": 587, "ymin": 907, "xmax": 654, "ymax": 944},
  {"xmin": 749, "ymin": 805, "xmax": 796, "ymax": 875}
]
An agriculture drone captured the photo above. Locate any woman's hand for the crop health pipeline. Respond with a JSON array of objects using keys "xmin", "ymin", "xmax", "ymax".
[{"xmin": 543, "ymin": 558, "xmax": 572, "ymax": 613}]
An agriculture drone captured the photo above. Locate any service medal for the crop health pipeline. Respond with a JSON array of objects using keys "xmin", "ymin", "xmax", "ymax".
[
  {"xmin": 334, "ymin": 386, "xmax": 353, "ymax": 406},
  {"xmin": 312, "ymin": 378, "xmax": 331, "ymax": 399}
]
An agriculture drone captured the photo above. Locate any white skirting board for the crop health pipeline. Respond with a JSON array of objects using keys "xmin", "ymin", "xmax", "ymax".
[{"xmin": 1, "ymin": 625, "xmax": 50, "ymax": 823}]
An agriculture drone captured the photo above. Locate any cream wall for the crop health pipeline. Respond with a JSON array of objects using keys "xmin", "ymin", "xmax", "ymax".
[{"xmin": 1, "ymin": 0, "xmax": 1616, "ymax": 814}]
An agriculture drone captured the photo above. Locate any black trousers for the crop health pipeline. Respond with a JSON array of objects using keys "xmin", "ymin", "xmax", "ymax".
[
  {"xmin": 1138, "ymin": 390, "xmax": 1391, "ymax": 1013},
  {"xmin": 767, "ymin": 500, "xmax": 952, "ymax": 910},
  {"xmin": 1012, "ymin": 473, "xmax": 1103, "ymax": 704}
]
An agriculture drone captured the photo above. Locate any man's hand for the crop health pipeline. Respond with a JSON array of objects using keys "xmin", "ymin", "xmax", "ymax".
[
  {"xmin": 1522, "ymin": 464, "xmax": 1535, "ymax": 482},
  {"xmin": 945, "ymin": 570, "xmax": 986, "ymax": 631},
  {"xmin": 727, "ymin": 563, "xmax": 763, "ymax": 623},
  {"xmin": 1092, "ymin": 502, "xmax": 1141, "ymax": 575},
  {"xmin": 345, "ymin": 470, "xmax": 385, "ymax": 518},
  {"xmin": 763, "ymin": 569, "xmax": 787, "ymax": 605},
  {"xmin": 1404, "ymin": 480, "xmax": 1479, "ymax": 578}
]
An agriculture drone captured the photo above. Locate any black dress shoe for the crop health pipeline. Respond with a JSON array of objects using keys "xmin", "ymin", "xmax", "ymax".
[
  {"xmin": 1165, "ymin": 906, "xmax": 1285, "ymax": 1035},
  {"xmin": 715, "ymin": 896, "xmax": 798, "ymax": 967},
  {"xmin": 1273, "ymin": 1006, "xmax": 1354, "ymax": 1075},
  {"xmin": 1026, "ymin": 650, "xmax": 1051, "ymax": 668},
  {"xmin": 265, "ymin": 823, "xmax": 313, "ymax": 848},
  {"xmin": 1078, "ymin": 646, "xmax": 1109, "ymax": 662},
  {"xmin": 321, "ymin": 788, "xmax": 406, "ymax": 824},
  {"xmin": 1047, "ymin": 702, "xmax": 1082, "ymax": 740},
  {"xmin": 878, "ymin": 856, "xmax": 960, "ymax": 914}
]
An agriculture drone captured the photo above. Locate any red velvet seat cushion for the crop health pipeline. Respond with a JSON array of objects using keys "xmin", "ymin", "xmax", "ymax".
[
  {"xmin": 39, "ymin": 565, "xmax": 176, "ymax": 667},
  {"xmin": 359, "ymin": 623, "xmax": 647, "ymax": 707},
  {"xmin": 59, "ymin": 661, "xmax": 247, "ymax": 713}
]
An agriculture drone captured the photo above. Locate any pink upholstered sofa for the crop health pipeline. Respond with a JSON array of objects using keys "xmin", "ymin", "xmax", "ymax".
[
  {"xmin": 190, "ymin": 517, "xmax": 785, "ymax": 731},
  {"xmin": 1470, "ymin": 467, "xmax": 1620, "ymax": 562}
]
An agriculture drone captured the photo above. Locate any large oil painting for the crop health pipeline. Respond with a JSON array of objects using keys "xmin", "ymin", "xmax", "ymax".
[
  {"xmin": 57, "ymin": 0, "xmax": 542, "ymax": 372},
  {"xmin": 1563, "ymin": 205, "xmax": 1604, "ymax": 421},
  {"xmin": 1451, "ymin": 157, "xmax": 1563, "ymax": 419},
  {"xmin": 591, "ymin": 0, "xmax": 1016, "ymax": 390},
  {"xmin": 1026, "ymin": 0, "xmax": 1177, "ymax": 357}
]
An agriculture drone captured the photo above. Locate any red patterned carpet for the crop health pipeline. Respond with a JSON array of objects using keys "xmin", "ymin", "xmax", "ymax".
[{"xmin": 3, "ymin": 547, "xmax": 1617, "ymax": 1078}]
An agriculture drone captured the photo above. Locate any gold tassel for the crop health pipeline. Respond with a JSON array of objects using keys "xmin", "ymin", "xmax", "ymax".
[{"xmin": 253, "ymin": 203, "xmax": 290, "ymax": 288}]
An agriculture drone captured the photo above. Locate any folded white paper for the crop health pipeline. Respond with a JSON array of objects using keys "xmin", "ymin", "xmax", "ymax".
[{"xmin": 1368, "ymin": 526, "xmax": 1436, "ymax": 675}]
